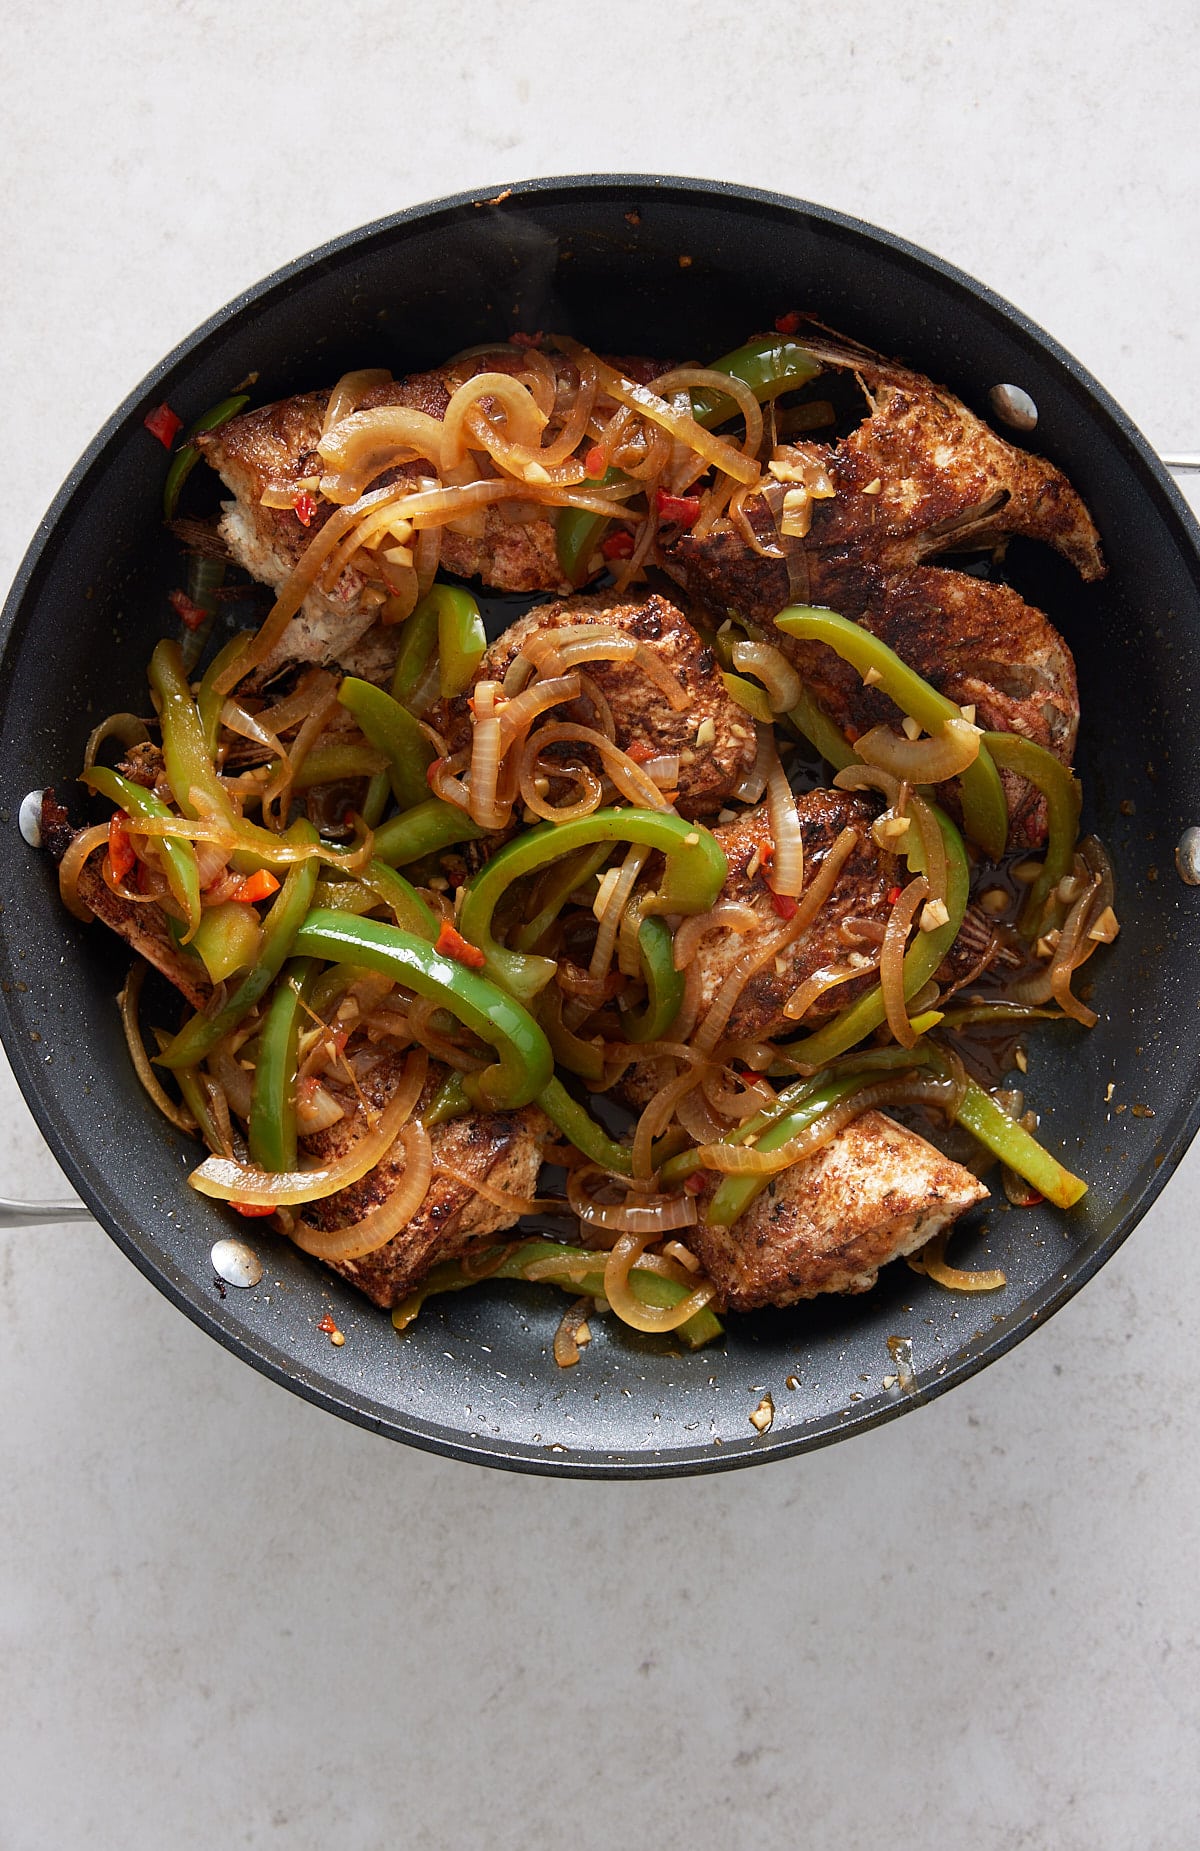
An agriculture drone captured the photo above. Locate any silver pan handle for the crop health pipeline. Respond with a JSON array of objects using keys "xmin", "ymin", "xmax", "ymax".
[
  {"xmin": 0, "ymin": 1197, "xmax": 92, "ymax": 1226},
  {"xmin": 1162, "ymin": 455, "xmax": 1200, "ymax": 471}
]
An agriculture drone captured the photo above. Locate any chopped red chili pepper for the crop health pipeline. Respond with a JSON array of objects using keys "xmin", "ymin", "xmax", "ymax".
[
  {"xmin": 435, "ymin": 920, "xmax": 487, "ymax": 970},
  {"xmin": 887, "ymin": 884, "xmax": 903, "ymax": 904},
  {"xmin": 233, "ymin": 869, "xmax": 281, "ymax": 904},
  {"xmin": 655, "ymin": 490, "xmax": 702, "ymax": 527},
  {"xmin": 168, "ymin": 588, "xmax": 209, "ymax": 631},
  {"xmin": 231, "ymin": 1201, "xmax": 277, "ymax": 1218},
  {"xmin": 770, "ymin": 891, "xmax": 799, "ymax": 920},
  {"xmin": 584, "ymin": 444, "xmax": 607, "ymax": 479},
  {"xmin": 107, "ymin": 813, "xmax": 136, "ymax": 882},
  {"xmin": 143, "ymin": 402, "xmax": 182, "ymax": 448},
  {"xmin": 684, "ymin": 1173, "xmax": 706, "ymax": 1194},
  {"xmin": 510, "ymin": 330, "xmax": 544, "ymax": 349},
  {"xmin": 624, "ymin": 739, "xmax": 655, "ymax": 764},
  {"xmin": 317, "ymin": 1313, "xmax": 338, "ymax": 1333},
  {"xmin": 293, "ymin": 491, "xmax": 318, "ymax": 527},
  {"xmin": 600, "ymin": 529, "xmax": 635, "ymax": 561},
  {"xmin": 426, "ymin": 757, "xmax": 444, "ymax": 790},
  {"xmin": 774, "ymin": 310, "xmax": 802, "ymax": 336}
]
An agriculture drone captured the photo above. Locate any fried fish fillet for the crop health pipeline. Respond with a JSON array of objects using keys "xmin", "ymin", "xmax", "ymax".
[
  {"xmin": 690, "ymin": 1108, "xmax": 988, "ymax": 1310},
  {"xmin": 433, "ymin": 589, "xmax": 760, "ymax": 818},
  {"xmin": 295, "ymin": 1056, "xmax": 548, "ymax": 1308}
]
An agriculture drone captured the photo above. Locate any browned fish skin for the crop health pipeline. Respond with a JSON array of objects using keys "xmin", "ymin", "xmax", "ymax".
[
  {"xmin": 197, "ymin": 359, "xmax": 572, "ymax": 672},
  {"xmin": 683, "ymin": 795, "xmax": 887, "ymax": 1038},
  {"xmin": 296, "ymin": 1057, "xmax": 548, "ymax": 1308},
  {"xmin": 782, "ymin": 332, "xmax": 1105, "ymax": 578},
  {"xmin": 691, "ymin": 1109, "xmax": 988, "ymax": 1310},
  {"xmin": 40, "ymin": 795, "xmax": 211, "ymax": 1009},
  {"xmin": 434, "ymin": 590, "xmax": 759, "ymax": 818}
]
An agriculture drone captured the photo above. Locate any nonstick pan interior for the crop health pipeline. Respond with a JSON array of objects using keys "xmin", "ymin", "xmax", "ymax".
[{"xmin": 2, "ymin": 177, "xmax": 1198, "ymax": 1476}]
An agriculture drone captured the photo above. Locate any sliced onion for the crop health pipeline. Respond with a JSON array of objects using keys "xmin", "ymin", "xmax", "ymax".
[
  {"xmin": 518, "ymin": 740, "xmax": 604, "ymax": 823},
  {"xmin": 880, "ymin": 876, "xmax": 931, "ymax": 1048},
  {"xmin": 568, "ymin": 1166, "xmax": 698, "ymax": 1234},
  {"xmin": 856, "ymin": 716, "xmax": 981, "ymax": 783},
  {"xmin": 561, "ymin": 343, "xmax": 760, "ymax": 485},
  {"xmin": 631, "ymin": 1059, "xmax": 711, "ymax": 1181},
  {"xmin": 441, "ymin": 371, "xmax": 548, "ymax": 468},
  {"xmin": 766, "ymin": 748, "xmax": 804, "ymax": 897},
  {"xmin": 641, "ymin": 753, "xmax": 680, "ymax": 788},
  {"xmin": 782, "ymin": 960, "xmax": 876, "ymax": 1022},
  {"xmin": 496, "ymin": 672, "xmax": 582, "ymax": 748},
  {"xmin": 695, "ymin": 826, "xmax": 860, "ymax": 1052},
  {"xmin": 730, "ymin": 641, "xmax": 802, "ymax": 713},
  {"xmin": 590, "ymin": 845, "xmax": 650, "ymax": 986},
  {"xmin": 83, "ymin": 712, "xmax": 151, "ymax": 772},
  {"xmin": 295, "ymin": 1078, "xmax": 346, "ymax": 1135},
  {"xmin": 189, "ymin": 1052, "xmax": 426, "ymax": 1206},
  {"xmin": 290, "ymin": 1122, "xmax": 433, "ymax": 1261},
  {"xmin": 733, "ymin": 725, "xmax": 773, "ymax": 804},
  {"xmin": 527, "ymin": 721, "xmax": 671, "ymax": 811},
  {"xmin": 699, "ymin": 1076, "xmax": 959, "ymax": 1176},
  {"xmin": 602, "ymin": 1230, "xmax": 718, "ymax": 1333},
  {"xmin": 910, "ymin": 1228, "xmax": 1006, "ymax": 1292},
  {"xmin": 316, "ymin": 407, "xmax": 448, "ymax": 502},
  {"xmin": 321, "ymin": 368, "xmax": 393, "ymax": 437},
  {"xmin": 672, "ymin": 901, "xmax": 760, "ymax": 970},
  {"xmin": 118, "ymin": 964, "xmax": 198, "ymax": 1135},
  {"xmin": 650, "ymin": 365, "xmax": 764, "ymax": 463},
  {"xmin": 57, "ymin": 822, "xmax": 110, "ymax": 920},
  {"xmin": 553, "ymin": 1298, "xmax": 593, "ymax": 1368}
]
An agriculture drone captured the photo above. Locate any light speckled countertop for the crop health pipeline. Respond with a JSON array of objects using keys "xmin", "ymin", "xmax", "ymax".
[{"xmin": 2, "ymin": 5, "xmax": 1199, "ymax": 1846}]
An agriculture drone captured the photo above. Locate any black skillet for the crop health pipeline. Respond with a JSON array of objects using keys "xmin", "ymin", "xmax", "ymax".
[{"xmin": 2, "ymin": 177, "xmax": 1198, "ymax": 1477}]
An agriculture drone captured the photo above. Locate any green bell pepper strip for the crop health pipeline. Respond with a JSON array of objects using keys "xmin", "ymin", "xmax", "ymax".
[
  {"xmin": 538, "ymin": 993, "xmax": 606, "ymax": 1087},
  {"xmin": 390, "ymin": 595, "xmax": 441, "ymax": 707},
  {"xmin": 172, "ymin": 1063, "xmax": 226, "ymax": 1154},
  {"xmin": 162, "ymin": 393, "xmax": 251, "ymax": 521},
  {"xmin": 721, "ymin": 670, "xmax": 775, "ymax": 724},
  {"xmin": 458, "ymin": 808, "xmax": 728, "ymax": 1002},
  {"xmin": 774, "ymin": 606, "xmax": 1010, "ymax": 860},
  {"xmin": 178, "ymin": 557, "xmax": 227, "ymax": 674},
  {"xmin": 288, "ymin": 910, "xmax": 553, "ymax": 1111},
  {"xmin": 256, "ymin": 740, "xmax": 389, "ymax": 791},
  {"xmin": 704, "ymin": 1073, "xmax": 891, "ymax": 1229},
  {"xmin": 687, "ymin": 335, "xmax": 823, "ymax": 429},
  {"xmin": 81, "ymin": 764, "xmax": 204, "ymax": 938},
  {"xmin": 536, "ymin": 1076, "xmax": 634, "ymax": 1176},
  {"xmin": 431, "ymin": 585, "xmax": 487, "ymax": 699},
  {"xmin": 555, "ymin": 466, "xmax": 629, "ymax": 587},
  {"xmin": 927, "ymin": 1051, "xmax": 1086, "ymax": 1208},
  {"xmin": 623, "ymin": 916, "xmax": 685, "ymax": 1043},
  {"xmin": 312, "ymin": 858, "xmax": 439, "ymax": 938},
  {"xmin": 372, "ymin": 797, "xmax": 487, "ymax": 868},
  {"xmin": 786, "ymin": 688, "xmax": 861, "ymax": 772},
  {"xmin": 424, "ymin": 1070, "xmax": 471, "ymax": 1128},
  {"xmin": 248, "ymin": 957, "xmax": 317, "ymax": 1173},
  {"xmin": 189, "ymin": 899, "xmax": 263, "ymax": 984},
  {"xmin": 157, "ymin": 823, "xmax": 320, "ymax": 1070},
  {"xmin": 391, "ymin": 1238, "xmax": 724, "ymax": 1350},
  {"xmin": 361, "ymin": 768, "xmax": 392, "ymax": 829},
  {"xmin": 512, "ymin": 842, "xmax": 614, "ymax": 953},
  {"xmin": 982, "ymin": 730, "xmax": 1082, "ymax": 937},
  {"xmin": 338, "ymin": 676, "xmax": 435, "ymax": 811},
  {"xmin": 198, "ymin": 634, "xmax": 252, "ymax": 756},
  {"xmin": 786, "ymin": 803, "xmax": 970, "ymax": 1070}
]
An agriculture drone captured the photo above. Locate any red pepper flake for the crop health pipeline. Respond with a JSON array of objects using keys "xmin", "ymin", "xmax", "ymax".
[
  {"xmin": 887, "ymin": 884, "xmax": 903, "ymax": 904},
  {"xmin": 510, "ymin": 330, "xmax": 544, "ymax": 349},
  {"xmin": 770, "ymin": 891, "xmax": 799, "ymax": 920},
  {"xmin": 168, "ymin": 589, "xmax": 209, "ymax": 631},
  {"xmin": 601, "ymin": 529, "xmax": 635, "ymax": 561},
  {"xmin": 231, "ymin": 1201, "xmax": 276, "ymax": 1218},
  {"xmin": 584, "ymin": 444, "xmax": 607, "ymax": 479},
  {"xmin": 426, "ymin": 757, "xmax": 445, "ymax": 790},
  {"xmin": 655, "ymin": 490, "xmax": 703, "ymax": 527},
  {"xmin": 774, "ymin": 310, "xmax": 802, "ymax": 336},
  {"xmin": 435, "ymin": 920, "xmax": 487, "ymax": 970},
  {"xmin": 107, "ymin": 813, "xmax": 136, "ymax": 882},
  {"xmin": 293, "ymin": 491, "xmax": 318, "ymax": 527},
  {"xmin": 233, "ymin": 869, "xmax": 281, "ymax": 904},
  {"xmin": 624, "ymin": 739, "xmax": 655, "ymax": 764},
  {"xmin": 684, "ymin": 1173, "xmax": 706, "ymax": 1194},
  {"xmin": 143, "ymin": 402, "xmax": 182, "ymax": 448},
  {"xmin": 317, "ymin": 1313, "xmax": 338, "ymax": 1333}
]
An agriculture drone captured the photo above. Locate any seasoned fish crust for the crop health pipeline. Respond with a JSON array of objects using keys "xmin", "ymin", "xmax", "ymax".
[
  {"xmin": 692, "ymin": 1109, "xmax": 988, "ymax": 1310},
  {"xmin": 695, "ymin": 795, "xmax": 887, "ymax": 1037},
  {"xmin": 297, "ymin": 1057, "xmax": 548, "ymax": 1308},
  {"xmin": 40, "ymin": 794, "xmax": 211, "ymax": 1009},
  {"xmin": 434, "ymin": 589, "xmax": 760, "ymax": 818},
  {"xmin": 197, "ymin": 360, "xmax": 571, "ymax": 672}
]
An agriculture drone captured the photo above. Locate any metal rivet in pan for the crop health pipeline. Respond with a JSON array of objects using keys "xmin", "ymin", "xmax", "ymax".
[
  {"xmin": 18, "ymin": 790, "xmax": 45, "ymax": 848},
  {"xmin": 988, "ymin": 383, "xmax": 1038, "ymax": 432},
  {"xmin": 1175, "ymin": 827, "xmax": 1200, "ymax": 885},
  {"xmin": 211, "ymin": 1238, "xmax": 264, "ymax": 1289}
]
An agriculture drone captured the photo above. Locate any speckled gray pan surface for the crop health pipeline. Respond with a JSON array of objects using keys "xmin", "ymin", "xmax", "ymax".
[{"xmin": 2, "ymin": 177, "xmax": 1198, "ymax": 1475}]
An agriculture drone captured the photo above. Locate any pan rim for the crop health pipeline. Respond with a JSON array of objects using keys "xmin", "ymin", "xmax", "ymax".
[{"xmin": 3, "ymin": 172, "xmax": 1199, "ymax": 1477}]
